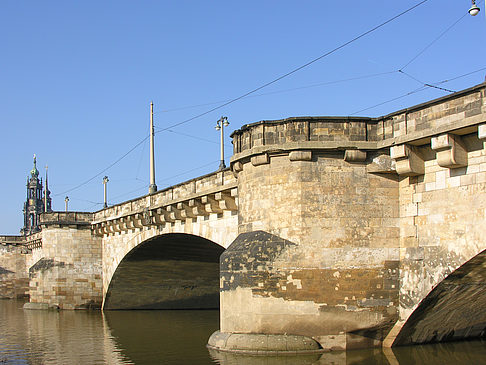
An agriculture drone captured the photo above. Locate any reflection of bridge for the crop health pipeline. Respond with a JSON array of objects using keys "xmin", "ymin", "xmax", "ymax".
[{"xmin": 1, "ymin": 82, "xmax": 486, "ymax": 352}]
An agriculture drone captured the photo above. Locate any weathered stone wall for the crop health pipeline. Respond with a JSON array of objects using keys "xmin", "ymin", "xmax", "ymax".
[
  {"xmin": 215, "ymin": 82, "xmax": 486, "ymax": 351},
  {"xmin": 0, "ymin": 241, "xmax": 29, "ymax": 299},
  {"xmin": 224, "ymin": 117, "xmax": 402, "ymax": 350},
  {"xmin": 101, "ymin": 211, "xmax": 237, "ymax": 307},
  {"xmin": 28, "ymin": 213, "xmax": 103, "ymax": 309},
  {"xmin": 95, "ymin": 170, "xmax": 239, "ymax": 308},
  {"xmin": 385, "ymin": 128, "xmax": 486, "ymax": 345}
]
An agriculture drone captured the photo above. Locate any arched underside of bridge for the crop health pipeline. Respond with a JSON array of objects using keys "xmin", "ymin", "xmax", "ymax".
[
  {"xmin": 393, "ymin": 248, "xmax": 486, "ymax": 346},
  {"xmin": 103, "ymin": 233, "xmax": 225, "ymax": 310}
]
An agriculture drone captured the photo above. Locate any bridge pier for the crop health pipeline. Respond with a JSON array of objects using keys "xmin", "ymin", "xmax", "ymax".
[
  {"xmin": 210, "ymin": 82, "xmax": 486, "ymax": 353},
  {"xmin": 27, "ymin": 213, "xmax": 103, "ymax": 310}
]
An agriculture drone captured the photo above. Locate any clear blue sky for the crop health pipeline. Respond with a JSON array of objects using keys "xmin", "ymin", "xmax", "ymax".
[{"xmin": 1, "ymin": 1, "xmax": 485, "ymax": 234}]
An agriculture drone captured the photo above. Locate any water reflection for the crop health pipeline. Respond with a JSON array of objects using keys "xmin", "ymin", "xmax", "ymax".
[
  {"xmin": 1, "ymin": 299, "xmax": 486, "ymax": 364},
  {"xmin": 103, "ymin": 310, "xmax": 219, "ymax": 364},
  {"xmin": 0, "ymin": 299, "xmax": 128, "ymax": 364}
]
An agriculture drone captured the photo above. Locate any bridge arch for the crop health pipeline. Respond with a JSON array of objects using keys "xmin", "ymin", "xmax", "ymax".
[
  {"xmin": 392, "ymin": 248, "xmax": 486, "ymax": 346},
  {"xmin": 103, "ymin": 233, "xmax": 224, "ymax": 310}
]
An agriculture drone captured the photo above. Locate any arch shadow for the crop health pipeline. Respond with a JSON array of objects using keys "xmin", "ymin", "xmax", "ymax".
[
  {"xmin": 104, "ymin": 233, "xmax": 224, "ymax": 310},
  {"xmin": 393, "ymin": 249, "xmax": 486, "ymax": 346}
]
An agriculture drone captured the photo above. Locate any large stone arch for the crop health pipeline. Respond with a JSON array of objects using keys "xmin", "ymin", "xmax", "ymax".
[
  {"xmin": 103, "ymin": 233, "xmax": 224, "ymax": 310},
  {"xmin": 391, "ymin": 248, "xmax": 486, "ymax": 346}
]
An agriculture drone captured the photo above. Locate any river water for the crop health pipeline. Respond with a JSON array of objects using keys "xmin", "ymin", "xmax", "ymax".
[{"xmin": 1, "ymin": 299, "xmax": 486, "ymax": 364}]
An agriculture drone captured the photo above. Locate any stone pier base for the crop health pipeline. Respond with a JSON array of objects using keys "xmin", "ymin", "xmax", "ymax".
[{"xmin": 207, "ymin": 331, "xmax": 323, "ymax": 354}]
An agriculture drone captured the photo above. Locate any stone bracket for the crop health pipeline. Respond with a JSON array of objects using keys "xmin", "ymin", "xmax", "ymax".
[
  {"xmin": 344, "ymin": 149, "xmax": 367, "ymax": 163},
  {"xmin": 188, "ymin": 198, "xmax": 209, "ymax": 217},
  {"xmin": 366, "ymin": 154, "xmax": 396, "ymax": 174},
  {"xmin": 289, "ymin": 150, "xmax": 312, "ymax": 161},
  {"xmin": 215, "ymin": 191, "xmax": 237, "ymax": 211},
  {"xmin": 390, "ymin": 144, "xmax": 424, "ymax": 176},
  {"xmin": 251, "ymin": 153, "xmax": 269, "ymax": 166},
  {"xmin": 153, "ymin": 208, "xmax": 174, "ymax": 224},
  {"xmin": 177, "ymin": 202, "xmax": 196, "ymax": 219},
  {"xmin": 166, "ymin": 205, "xmax": 183, "ymax": 222},
  {"xmin": 479, "ymin": 123, "xmax": 486, "ymax": 141},
  {"xmin": 201, "ymin": 195, "xmax": 223, "ymax": 214},
  {"xmin": 431, "ymin": 133, "xmax": 467, "ymax": 168}
]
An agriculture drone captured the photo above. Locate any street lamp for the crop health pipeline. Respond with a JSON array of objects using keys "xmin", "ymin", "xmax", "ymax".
[
  {"xmin": 65, "ymin": 196, "xmax": 69, "ymax": 212},
  {"xmin": 103, "ymin": 176, "xmax": 109, "ymax": 208},
  {"xmin": 215, "ymin": 116, "xmax": 229, "ymax": 170},
  {"xmin": 469, "ymin": 0, "xmax": 480, "ymax": 16}
]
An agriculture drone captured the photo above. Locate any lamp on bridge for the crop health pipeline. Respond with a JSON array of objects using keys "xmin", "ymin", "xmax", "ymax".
[
  {"xmin": 469, "ymin": 0, "xmax": 480, "ymax": 15},
  {"xmin": 215, "ymin": 116, "xmax": 229, "ymax": 171},
  {"xmin": 64, "ymin": 196, "xmax": 69, "ymax": 212},
  {"xmin": 103, "ymin": 176, "xmax": 109, "ymax": 208}
]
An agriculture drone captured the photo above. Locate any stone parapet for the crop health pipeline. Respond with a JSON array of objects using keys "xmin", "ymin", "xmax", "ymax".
[
  {"xmin": 92, "ymin": 171, "xmax": 237, "ymax": 237},
  {"xmin": 40, "ymin": 212, "xmax": 93, "ymax": 230},
  {"xmin": 0, "ymin": 235, "xmax": 26, "ymax": 245},
  {"xmin": 230, "ymin": 82, "xmax": 485, "ymax": 172}
]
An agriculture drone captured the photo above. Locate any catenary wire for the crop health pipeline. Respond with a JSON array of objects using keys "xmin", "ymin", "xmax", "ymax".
[
  {"xmin": 155, "ymin": 0, "xmax": 429, "ymax": 134},
  {"xmin": 156, "ymin": 71, "xmax": 398, "ymax": 114},
  {"xmin": 349, "ymin": 66, "xmax": 486, "ymax": 115},
  {"xmin": 56, "ymin": 1, "xmax": 430, "ymax": 197},
  {"xmin": 400, "ymin": 13, "xmax": 468, "ymax": 70},
  {"xmin": 54, "ymin": 135, "xmax": 149, "ymax": 197}
]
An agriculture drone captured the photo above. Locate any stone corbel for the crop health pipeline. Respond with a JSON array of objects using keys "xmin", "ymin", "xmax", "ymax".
[
  {"xmin": 201, "ymin": 195, "xmax": 223, "ymax": 214},
  {"xmin": 128, "ymin": 213, "xmax": 143, "ymax": 229},
  {"xmin": 189, "ymin": 199, "xmax": 208, "ymax": 216},
  {"xmin": 431, "ymin": 133, "xmax": 467, "ymax": 168},
  {"xmin": 153, "ymin": 208, "xmax": 173, "ymax": 224},
  {"xmin": 107, "ymin": 221, "xmax": 116, "ymax": 234},
  {"xmin": 289, "ymin": 150, "xmax": 312, "ymax": 161},
  {"xmin": 177, "ymin": 202, "xmax": 196, "ymax": 219},
  {"xmin": 166, "ymin": 205, "xmax": 183, "ymax": 221},
  {"xmin": 344, "ymin": 150, "xmax": 367, "ymax": 163},
  {"xmin": 112, "ymin": 219, "xmax": 121, "ymax": 233},
  {"xmin": 142, "ymin": 209, "xmax": 154, "ymax": 226},
  {"xmin": 93, "ymin": 223, "xmax": 105, "ymax": 236},
  {"xmin": 390, "ymin": 144, "xmax": 424, "ymax": 176},
  {"xmin": 215, "ymin": 191, "xmax": 237, "ymax": 211},
  {"xmin": 251, "ymin": 153, "xmax": 269, "ymax": 166},
  {"xmin": 478, "ymin": 123, "xmax": 486, "ymax": 141},
  {"xmin": 366, "ymin": 154, "xmax": 396, "ymax": 174},
  {"xmin": 118, "ymin": 218, "xmax": 128, "ymax": 232},
  {"xmin": 231, "ymin": 161, "xmax": 243, "ymax": 174}
]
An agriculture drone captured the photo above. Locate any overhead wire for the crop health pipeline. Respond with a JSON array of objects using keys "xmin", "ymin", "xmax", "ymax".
[
  {"xmin": 399, "ymin": 13, "xmax": 468, "ymax": 70},
  {"xmin": 56, "ymin": 0, "xmax": 431, "ymax": 198},
  {"xmin": 156, "ymin": 71, "xmax": 398, "ymax": 114},
  {"xmin": 53, "ymin": 135, "xmax": 149, "ymax": 197},
  {"xmin": 349, "ymin": 66, "xmax": 486, "ymax": 115},
  {"xmin": 154, "ymin": 0, "xmax": 430, "ymax": 134}
]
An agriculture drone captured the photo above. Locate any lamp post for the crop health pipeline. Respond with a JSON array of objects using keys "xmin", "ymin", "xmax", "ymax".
[
  {"xmin": 215, "ymin": 116, "xmax": 229, "ymax": 170},
  {"xmin": 469, "ymin": 0, "xmax": 481, "ymax": 15},
  {"xmin": 103, "ymin": 176, "xmax": 109, "ymax": 208},
  {"xmin": 149, "ymin": 101, "xmax": 158, "ymax": 194},
  {"xmin": 65, "ymin": 196, "xmax": 69, "ymax": 212}
]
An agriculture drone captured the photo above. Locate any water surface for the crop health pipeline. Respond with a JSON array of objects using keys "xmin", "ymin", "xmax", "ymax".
[{"xmin": 1, "ymin": 299, "xmax": 485, "ymax": 364}]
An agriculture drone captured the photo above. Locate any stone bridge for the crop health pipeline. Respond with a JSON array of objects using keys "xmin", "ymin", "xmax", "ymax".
[{"xmin": 1, "ymin": 81, "xmax": 486, "ymax": 352}]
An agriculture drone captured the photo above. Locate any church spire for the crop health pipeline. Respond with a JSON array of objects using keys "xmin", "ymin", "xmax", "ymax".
[
  {"xmin": 21, "ymin": 154, "xmax": 50, "ymax": 235},
  {"xmin": 44, "ymin": 165, "xmax": 52, "ymax": 212},
  {"xmin": 30, "ymin": 154, "xmax": 39, "ymax": 178}
]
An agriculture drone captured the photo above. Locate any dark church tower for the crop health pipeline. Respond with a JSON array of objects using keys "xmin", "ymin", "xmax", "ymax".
[{"xmin": 21, "ymin": 155, "xmax": 52, "ymax": 236}]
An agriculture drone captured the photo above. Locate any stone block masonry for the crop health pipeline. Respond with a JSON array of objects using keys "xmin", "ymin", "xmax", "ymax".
[
  {"xmin": 27, "ymin": 213, "xmax": 103, "ymax": 309},
  {"xmin": 0, "ymin": 237, "xmax": 29, "ymax": 299},
  {"xmin": 210, "ymin": 81, "xmax": 486, "ymax": 353}
]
